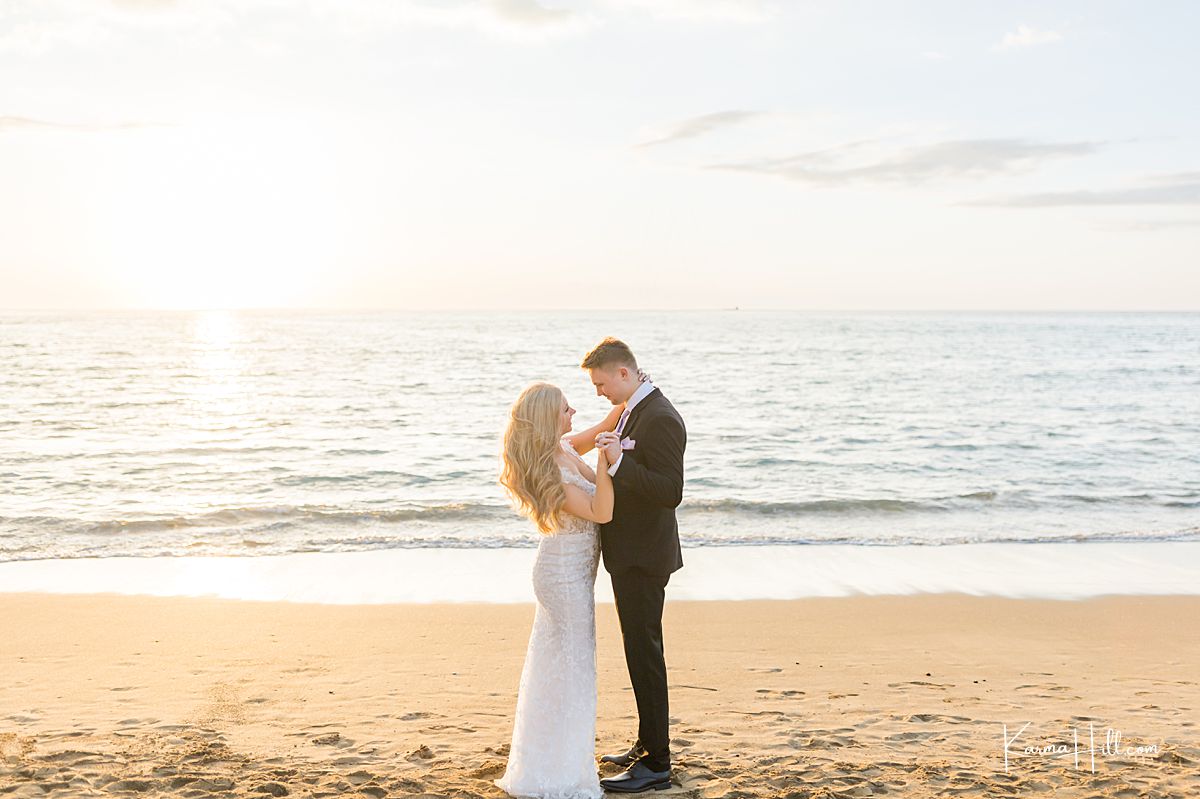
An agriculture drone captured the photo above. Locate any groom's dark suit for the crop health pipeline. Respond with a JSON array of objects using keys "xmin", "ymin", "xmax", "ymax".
[{"xmin": 601, "ymin": 385, "xmax": 685, "ymax": 774}]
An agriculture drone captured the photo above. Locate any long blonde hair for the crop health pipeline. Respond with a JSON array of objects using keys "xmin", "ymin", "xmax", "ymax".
[{"xmin": 500, "ymin": 382, "xmax": 566, "ymax": 534}]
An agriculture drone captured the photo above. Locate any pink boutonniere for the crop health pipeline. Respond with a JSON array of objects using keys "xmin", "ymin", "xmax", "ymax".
[{"xmin": 620, "ymin": 437, "xmax": 636, "ymax": 450}]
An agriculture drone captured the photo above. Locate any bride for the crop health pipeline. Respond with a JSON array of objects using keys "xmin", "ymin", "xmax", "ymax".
[{"xmin": 494, "ymin": 382, "xmax": 624, "ymax": 799}]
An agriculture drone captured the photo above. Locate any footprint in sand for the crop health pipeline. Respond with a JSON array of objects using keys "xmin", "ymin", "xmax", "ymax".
[
  {"xmin": 406, "ymin": 744, "xmax": 435, "ymax": 763},
  {"xmin": 421, "ymin": 724, "xmax": 476, "ymax": 734},
  {"xmin": 1014, "ymin": 683, "xmax": 1081, "ymax": 699},
  {"xmin": 0, "ymin": 733, "xmax": 37, "ymax": 760},
  {"xmin": 755, "ymin": 689, "xmax": 806, "ymax": 698},
  {"xmin": 467, "ymin": 760, "xmax": 507, "ymax": 779},
  {"xmin": 3, "ymin": 714, "xmax": 41, "ymax": 725},
  {"xmin": 346, "ymin": 768, "xmax": 382, "ymax": 785},
  {"xmin": 888, "ymin": 680, "xmax": 951, "ymax": 690},
  {"xmin": 1163, "ymin": 750, "xmax": 1195, "ymax": 766},
  {"xmin": 311, "ymin": 732, "xmax": 342, "ymax": 746},
  {"xmin": 885, "ymin": 730, "xmax": 944, "ymax": 742},
  {"xmin": 189, "ymin": 683, "xmax": 247, "ymax": 726},
  {"xmin": 789, "ymin": 730, "xmax": 859, "ymax": 749}
]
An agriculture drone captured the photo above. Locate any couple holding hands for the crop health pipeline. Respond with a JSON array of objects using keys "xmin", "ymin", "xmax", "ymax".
[{"xmin": 495, "ymin": 337, "xmax": 686, "ymax": 796}]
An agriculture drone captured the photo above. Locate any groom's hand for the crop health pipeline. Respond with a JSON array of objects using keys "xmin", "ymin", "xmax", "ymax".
[{"xmin": 595, "ymin": 432, "xmax": 622, "ymax": 463}]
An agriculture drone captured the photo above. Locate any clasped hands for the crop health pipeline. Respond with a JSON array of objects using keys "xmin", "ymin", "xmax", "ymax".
[{"xmin": 594, "ymin": 431, "xmax": 622, "ymax": 463}]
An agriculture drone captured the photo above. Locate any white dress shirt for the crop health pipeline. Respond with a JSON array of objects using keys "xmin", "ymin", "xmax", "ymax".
[{"xmin": 606, "ymin": 379, "xmax": 655, "ymax": 476}]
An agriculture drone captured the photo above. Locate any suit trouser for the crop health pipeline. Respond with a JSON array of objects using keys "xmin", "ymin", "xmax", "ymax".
[{"xmin": 609, "ymin": 566, "xmax": 672, "ymax": 772}]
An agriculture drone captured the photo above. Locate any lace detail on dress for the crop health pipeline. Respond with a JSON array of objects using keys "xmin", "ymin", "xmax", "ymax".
[
  {"xmin": 494, "ymin": 439, "xmax": 602, "ymax": 799},
  {"xmin": 556, "ymin": 469, "xmax": 598, "ymax": 536},
  {"xmin": 554, "ymin": 439, "xmax": 598, "ymax": 537}
]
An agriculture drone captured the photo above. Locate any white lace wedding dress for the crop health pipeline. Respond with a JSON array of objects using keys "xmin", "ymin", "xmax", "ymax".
[{"xmin": 495, "ymin": 440, "xmax": 603, "ymax": 799}]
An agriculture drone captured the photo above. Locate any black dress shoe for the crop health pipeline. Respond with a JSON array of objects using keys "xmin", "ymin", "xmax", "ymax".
[
  {"xmin": 598, "ymin": 760, "xmax": 671, "ymax": 793},
  {"xmin": 599, "ymin": 741, "xmax": 646, "ymax": 767}
]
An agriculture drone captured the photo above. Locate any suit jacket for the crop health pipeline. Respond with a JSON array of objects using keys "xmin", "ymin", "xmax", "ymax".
[{"xmin": 600, "ymin": 387, "xmax": 686, "ymax": 576}]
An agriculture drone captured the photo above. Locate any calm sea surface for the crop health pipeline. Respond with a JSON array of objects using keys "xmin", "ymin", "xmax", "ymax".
[{"xmin": 2, "ymin": 310, "xmax": 1198, "ymax": 562}]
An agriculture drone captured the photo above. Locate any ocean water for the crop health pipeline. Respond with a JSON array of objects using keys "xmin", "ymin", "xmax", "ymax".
[{"xmin": 2, "ymin": 310, "xmax": 1198, "ymax": 563}]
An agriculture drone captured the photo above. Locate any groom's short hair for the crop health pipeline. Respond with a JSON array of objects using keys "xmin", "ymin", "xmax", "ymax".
[{"xmin": 581, "ymin": 337, "xmax": 638, "ymax": 371}]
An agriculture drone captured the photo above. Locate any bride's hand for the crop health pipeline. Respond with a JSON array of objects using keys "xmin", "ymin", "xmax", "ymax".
[{"xmin": 595, "ymin": 432, "xmax": 621, "ymax": 464}]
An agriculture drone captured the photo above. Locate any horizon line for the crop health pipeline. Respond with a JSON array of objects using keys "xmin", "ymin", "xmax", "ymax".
[{"xmin": 1, "ymin": 307, "xmax": 1199, "ymax": 314}]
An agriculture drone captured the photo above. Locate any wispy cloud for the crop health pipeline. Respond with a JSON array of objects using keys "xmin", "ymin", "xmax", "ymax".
[
  {"xmin": 0, "ymin": 0, "xmax": 591, "ymax": 55},
  {"xmin": 966, "ymin": 172, "xmax": 1200, "ymax": 207},
  {"xmin": 0, "ymin": 115, "xmax": 170, "ymax": 133},
  {"xmin": 706, "ymin": 138, "xmax": 1099, "ymax": 187},
  {"xmin": 109, "ymin": 0, "xmax": 178, "ymax": 9},
  {"xmin": 488, "ymin": 0, "xmax": 578, "ymax": 28},
  {"xmin": 603, "ymin": 0, "xmax": 777, "ymax": 23},
  {"xmin": 993, "ymin": 24, "xmax": 1062, "ymax": 51},
  {"xmin": 1096, "ymin": 218, "xmax": 1200, "ymax": 232},
  {"xmin": 634, "ymin": 110, "xmax": 764, "ymax": 149},
  {"xmin": 281, "ymin": 0, "xmax": 595, "ymax": 40},
  {"xmin": 320, "ymin": 0, "xmax": 608, "ymax": 42}
]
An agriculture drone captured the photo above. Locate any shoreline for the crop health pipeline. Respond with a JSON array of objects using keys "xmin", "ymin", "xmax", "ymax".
[
  {"xmin": 1, "ymin": 541, "xmax": 1198, "ymax": 604},
  {"xmin": 1, "ymin": 592, "xmax": 1197, "ymax": 797}
]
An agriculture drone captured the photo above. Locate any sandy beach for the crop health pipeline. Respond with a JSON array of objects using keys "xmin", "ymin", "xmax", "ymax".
[{"xmin": 1, "ymin": 592, "xmax": 1196, "ymax": 798}]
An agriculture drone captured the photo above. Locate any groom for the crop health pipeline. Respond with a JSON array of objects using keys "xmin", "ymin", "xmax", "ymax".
[{"xmin": 582, "ymin": 337, "xmax": 685, "ymax": 793}]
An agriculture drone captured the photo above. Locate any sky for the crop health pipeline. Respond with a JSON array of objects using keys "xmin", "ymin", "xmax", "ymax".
[{"xmin": 1, "ymin": 0, "xmax": 1198, "ymax": 311}]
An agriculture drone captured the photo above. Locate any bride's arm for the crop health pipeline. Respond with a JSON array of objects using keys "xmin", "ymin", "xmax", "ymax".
[
  {"xmin": 564, "ymin": 403, "xmax": 625, "ymax": 455},
  {"xmin": 574, "ymin": 459, "xmax": 597, "ymax": 484}
]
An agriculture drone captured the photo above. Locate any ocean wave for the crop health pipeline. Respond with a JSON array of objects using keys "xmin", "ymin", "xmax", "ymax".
[
  {"xmin": 272, "ymin": 472, "xmax": 432, "ymax": 486},
  {"xmin": 680, "ymin": 492, "xmax": 999, "ymax": 515},
  {"xmin": 1057, "ymin": 493, "xmax": 1157, "ymax": 504},
  {"xmin": 6, "ymin": 487, "xmax": 1198, "ymax": 541},
  {"xmin": 678, "ymin": 527, "xmax": 1200, "ymax": 546},
  {"xmin": 1, "ymin": 526, "xmax": 1198, "ymax": 564},
  {"xmin": 163, "ymin": 445, "xmax": 312, "ymax": 455},
  {"xmin": 680, "ymin": 490, "xmax": 1200, "ymax": 515},
  {"xmin": 2, "ymin": 503, "xmax": 513, "ymax": 537},
  {"xmin": 684, "ymin": 498, "xmax": 933, "ymax": 514}
]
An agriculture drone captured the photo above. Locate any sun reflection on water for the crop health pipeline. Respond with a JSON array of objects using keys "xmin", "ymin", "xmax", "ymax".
[{"xmin": 189, "ymin": 310, "xmax": 243, "ymax": 404}]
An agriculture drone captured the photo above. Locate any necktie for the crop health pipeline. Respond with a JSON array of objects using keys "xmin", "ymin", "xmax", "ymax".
[{"xmin": 615, "ymin": 407, "xmax": 631, "ymax": 436}]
